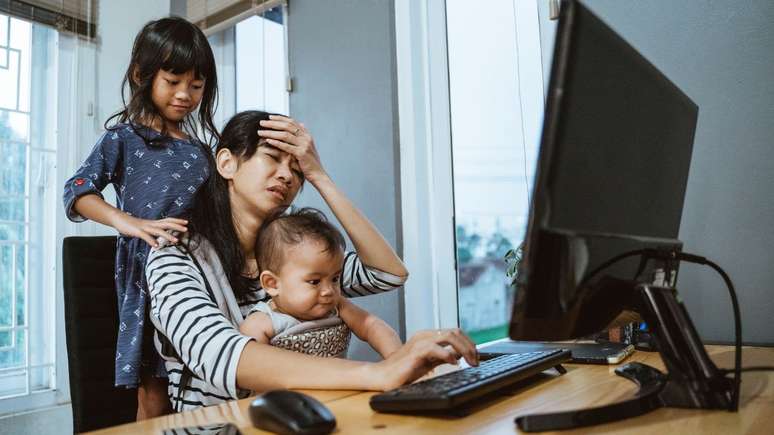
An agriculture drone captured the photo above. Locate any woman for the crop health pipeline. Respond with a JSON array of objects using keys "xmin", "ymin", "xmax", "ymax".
[{"xmin": 146, "ymin": 111, "xmax": 478, "ymax": 411}]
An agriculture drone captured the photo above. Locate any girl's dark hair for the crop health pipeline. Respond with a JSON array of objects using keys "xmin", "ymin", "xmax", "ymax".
[
  {"xmin": 188, "ymin": 110, "xmax": 284, "ymax": 296},
  {"xmin": 256, "ymin": 207, "xmax": 346, "ymax": 274},
  {"xmin": 105, "ymin": 16, "xmax": 219, "ymax": 148}
]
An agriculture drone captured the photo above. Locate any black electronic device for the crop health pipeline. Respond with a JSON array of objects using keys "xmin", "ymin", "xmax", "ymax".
[
  {"xmin": 479, "ymin": 341, "xmax": 634, "ymax": 365},
  {"xmin": 369, "ymin": 349, "xmax": 570, "ymax": 413},
  {"xmin": 509, "ymin": 0, "xmax": 736, "ymax": 432},
  {"xmin": 249, "ymin": 390, "xmax": 336, "ymax": 435}
]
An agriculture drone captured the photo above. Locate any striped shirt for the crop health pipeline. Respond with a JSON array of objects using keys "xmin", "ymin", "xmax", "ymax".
[{"xmin": 146, "ymin": 237, "xmax": 407, "ymax": 411}]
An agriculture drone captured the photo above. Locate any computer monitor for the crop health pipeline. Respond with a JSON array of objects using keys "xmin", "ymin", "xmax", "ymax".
[{"xmin": 508, "ymin": 1, "xmax": 736, "ymax": 431}]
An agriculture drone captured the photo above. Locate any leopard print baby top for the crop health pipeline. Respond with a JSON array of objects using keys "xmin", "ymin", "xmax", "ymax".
[{"xmin": 249, "ymin": 301, "xmax": 351, "ymax": 358}]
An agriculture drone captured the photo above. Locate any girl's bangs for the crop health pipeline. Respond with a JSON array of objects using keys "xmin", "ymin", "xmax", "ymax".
[{"xmin": 159, "ymin": 32, "xmax": 214, "ymax": 80}]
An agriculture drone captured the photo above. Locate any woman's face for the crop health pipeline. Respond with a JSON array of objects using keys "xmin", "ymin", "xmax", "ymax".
[{"xmin": 226, "ymin": 143, "xmax": 304, "ymax": 218}]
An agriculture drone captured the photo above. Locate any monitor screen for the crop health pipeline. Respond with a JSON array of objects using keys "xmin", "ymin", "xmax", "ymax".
[{"xmin": 509, "ymin": 0, "xmax": 697, "ymax": 341}]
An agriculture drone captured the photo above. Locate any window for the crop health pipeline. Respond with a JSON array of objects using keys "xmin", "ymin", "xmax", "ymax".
[
  {"xmin": 0, "ymin": 14, "xmax": 59, "ymax": 400},
  {"xmin": 446, "ymin": 0, "xmax": 544, "ymax": 343},
  {"xmin": 208, "ymin": 4, "xmax": 289, "ymax": 124},
  {"xmin": 235, "ymin": 7, "xmax": 288, "ymax": 114},
  {"xmin": 396, "ymin": 0, "xmax": 544, "ymax": 341}
]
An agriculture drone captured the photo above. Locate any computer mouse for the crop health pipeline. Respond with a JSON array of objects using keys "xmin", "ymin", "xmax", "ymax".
[{"xmin": 249, "ymin": 390, "xmax": 336, "ymax": 435}]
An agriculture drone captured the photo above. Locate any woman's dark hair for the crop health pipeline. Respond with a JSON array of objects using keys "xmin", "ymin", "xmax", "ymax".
[
  {"xmin": 105, "ymin": 16, "xmax": 219, "ymax": 148},
  {"xmin": 188, "ymin": 110, "xmax": 285, "ymax": 296},
  {"xmin": 256, "ymin": 207, "xmax": 346, "ymax": 274}
]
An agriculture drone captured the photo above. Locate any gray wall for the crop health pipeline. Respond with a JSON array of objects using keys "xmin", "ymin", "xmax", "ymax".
[
  {"xmin": 538, "ymin": 1, "xmax": 774, "ymax": 344},
  {"xmin": 287, "ymin": 0, "xmax": 404, "ymax": 360}
]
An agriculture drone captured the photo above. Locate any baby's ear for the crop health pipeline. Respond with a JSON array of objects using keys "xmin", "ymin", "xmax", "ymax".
[{"xmin": 260, "ymin": 271, "xmax": 280, "ymax": 297}]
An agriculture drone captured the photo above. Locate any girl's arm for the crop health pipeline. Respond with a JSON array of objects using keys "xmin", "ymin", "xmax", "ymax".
[
  {"xmin": 258, "ymin": 116, "xmax": 408, "ymax": 278},
  {"xmin": 74, "ymin": 194, "xmax": 187, "ymax": 248},
  {"xmin": 338, "ymin": 298, "xmax": 401, "ymax": 359},
  {"xmin": 63, "ymin": 130, "xmax": 186, "ymax": 247}
]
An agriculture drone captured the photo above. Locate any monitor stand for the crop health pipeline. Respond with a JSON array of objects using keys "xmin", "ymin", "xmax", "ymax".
[{"xmin": 514, "ymin": 283, "xmax": 737, "ymax": 432}]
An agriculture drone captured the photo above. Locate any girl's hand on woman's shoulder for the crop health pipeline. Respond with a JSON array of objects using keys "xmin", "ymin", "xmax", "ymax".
[
  {"xmin": 110, "ymin": 211, "xmax": 188, "ymax": 248},
  {"xmin": 257, "ymin": 115, "xmax": 328, "ymax": 184},
  {"xmin": 367, "ymin": 328, "xmax": 479, "ymax": 391}
]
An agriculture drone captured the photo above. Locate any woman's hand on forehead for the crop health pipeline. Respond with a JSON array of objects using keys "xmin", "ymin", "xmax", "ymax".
[{"xmin": 257, "ymin": 115, "xmax": 327, "ymax": 184}]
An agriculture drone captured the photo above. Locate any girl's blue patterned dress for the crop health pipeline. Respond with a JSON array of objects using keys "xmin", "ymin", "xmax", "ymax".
[{"xmin": 63, "ymin": 124, "xmax": 210, "ymax": 387}]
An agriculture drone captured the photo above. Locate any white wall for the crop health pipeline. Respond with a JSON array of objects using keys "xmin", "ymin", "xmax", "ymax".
[{"xmin": 287, "ymin": 0, "xmax": 404, "ymax": 360}]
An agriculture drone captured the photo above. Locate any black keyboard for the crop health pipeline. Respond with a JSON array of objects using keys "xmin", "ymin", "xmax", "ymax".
[{"xmin": 370, "ymin": 349, "xmax": 571, "ymax": 413}]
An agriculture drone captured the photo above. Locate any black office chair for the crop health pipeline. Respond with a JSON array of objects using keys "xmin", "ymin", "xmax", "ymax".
[{"xmin": 62, "ymin": 236, "xmax": 137, "ymax": 433}]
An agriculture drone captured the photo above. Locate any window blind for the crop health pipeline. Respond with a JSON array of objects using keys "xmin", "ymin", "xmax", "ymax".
[
  {"xmin": 185, "ymin": 0, "xmax": 284, "ymax": 35},
  {"xmin": 0, "ymin": 0, "xmax": 97, "ymax": 38}
]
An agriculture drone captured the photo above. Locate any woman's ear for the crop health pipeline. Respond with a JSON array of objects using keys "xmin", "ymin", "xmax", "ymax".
[
  {"xmin": 216, "ymin": 148, "xmax": 238, "ymax": 180},
  {"xmin": 260, "ymin": 271, "xmax": 280, "ymax": 297}
]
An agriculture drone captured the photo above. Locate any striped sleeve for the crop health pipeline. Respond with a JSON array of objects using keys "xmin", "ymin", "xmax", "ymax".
[
  {"xmin": 146, "ymin": 246, "xmax": 252, "ymax": 400},
  {"xmin": 339, "ymin": 251, "xmax": 408, "ymax": 298}
]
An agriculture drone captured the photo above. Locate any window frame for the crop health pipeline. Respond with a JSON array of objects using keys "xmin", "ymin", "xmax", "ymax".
[{"xmin": 0, "ymin": 22, "xmax": 84, "ymax": 415}]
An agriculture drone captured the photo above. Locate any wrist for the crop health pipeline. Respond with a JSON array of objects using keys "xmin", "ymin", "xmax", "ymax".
[
  {"xmin": 306, "ymin": 171, "xmax": 333, "ymax": 190},
  {"xmin": 355, "ymin": 361, "xmax": 383, "ymax": 391},
  {"xmin": 105, "ymin": 207, "xmax": 127, "ymax": 228}
]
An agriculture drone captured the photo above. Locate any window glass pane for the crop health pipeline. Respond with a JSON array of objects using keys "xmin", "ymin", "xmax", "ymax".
[
  {"xmin": 0, "ymin": 330, "xmax": 26, "ymax": 370},
  {"xmin": 0, "ymin": 141, "xmax": 27, "ymax": 195},
  {"xmin": 0, "ymin": 50, "xmax": 21, "ymax": 111},
  {"xmin": 0, "ymin": 14, "xmax": 8, "ymax": 46},
  {"xmin": 0, "ymin": 198, "xmax": 25, "ymax": 222},
  {"xmin": 10, "ymin": 17, "xmax": 31, "ymax": 112},
  {"xmin": 0, "ymin": 14, "xmax": 8, "ymax": 69},
  {"xmin": 0, "ymin": 223, "xmax": 24, "ymax": 242},
  {"xmin": 0, "ymin": 245, "xmax": 11, "ymax": 327},
  {"xmin": 0, "ymin": 330, "xmax": 10, "ymax": 347},
  {"xmin": 15, "ymin": 244, "xmax": 24, "ymax": 326},
  {"xmin": 0, "ymin": 113, "xmax": 29, "ymax": 141},
  {"xmin": 446, "ymin": 0, "xmax": 541, "ymax": 344},
  {"xmin": 235, "ymin": 7, "xmax": 288, "ymax": 114}
]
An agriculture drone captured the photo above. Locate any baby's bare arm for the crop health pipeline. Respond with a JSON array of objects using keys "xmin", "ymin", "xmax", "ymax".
[
  {"xmin": 239, "ymin": 312, "xmax": 275, "ymax": 344},
  {"xmin": 338, "ymin": 298, "xmax": 402, "ymax": 358}
]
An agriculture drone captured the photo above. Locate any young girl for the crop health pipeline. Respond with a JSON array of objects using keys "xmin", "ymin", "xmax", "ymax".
[{"xmin": 62, "ymin": 17, "xmax": 219, "ymax": 419}]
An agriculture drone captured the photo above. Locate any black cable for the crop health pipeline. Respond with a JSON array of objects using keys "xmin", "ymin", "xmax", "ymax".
[
  {"xmin": 675, "ymin": 253, "xmax": 742, "ymax": 412},
  {"xmin": 577, "ymin": 249, "xmax": 650, "ymax": 289},
  {"xmin": 579, "ymin": 249, "xmax": 743, "ymax": 411}
]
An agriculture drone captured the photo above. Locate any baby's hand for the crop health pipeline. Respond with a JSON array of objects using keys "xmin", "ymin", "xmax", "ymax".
[{"xmin": 155, "ymin": 230, "xmax": 181, "ymax": 249}]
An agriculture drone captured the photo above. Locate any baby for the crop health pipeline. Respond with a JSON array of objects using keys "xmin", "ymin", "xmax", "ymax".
[{"xmin": 240, "ymin": 207, "xmax": 402, "ymax": 359}]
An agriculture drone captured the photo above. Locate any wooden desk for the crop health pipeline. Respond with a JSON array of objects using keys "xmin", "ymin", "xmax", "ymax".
[{"xmin": 90, "ymin": 346, "xmax": 774, "ymax": 434}]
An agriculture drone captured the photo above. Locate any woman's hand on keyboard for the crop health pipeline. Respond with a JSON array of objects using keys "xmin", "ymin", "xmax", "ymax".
[{"xmin": 370, "ymin": 328, "xmax": 479, "ymax": 391}]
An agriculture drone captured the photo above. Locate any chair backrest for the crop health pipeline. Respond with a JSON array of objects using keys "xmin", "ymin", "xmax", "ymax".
[{"xmin": 62, "ymin": 236, "xmax": 137, "ymax": 433}]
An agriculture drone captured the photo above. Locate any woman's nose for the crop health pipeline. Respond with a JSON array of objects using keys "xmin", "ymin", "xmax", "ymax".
[{"xmin": 275, "ymin": 161, "xmax": 293, "ymax": 183}]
